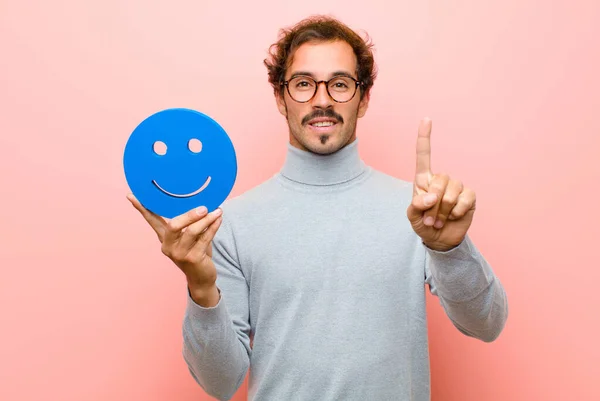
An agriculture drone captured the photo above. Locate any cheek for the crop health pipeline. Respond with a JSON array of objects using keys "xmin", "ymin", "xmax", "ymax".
[
  {"xmin": 287, "ymin": 105, "xmax": 307, "ymax": 123},
  {"xmin": 339, "ymin": 104, "xmax": 358, "ymax": 121}
]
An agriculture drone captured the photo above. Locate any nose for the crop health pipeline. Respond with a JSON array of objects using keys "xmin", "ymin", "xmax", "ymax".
[{"xmin": 311, "ymin": 81, "xmax": 333, "ymax": 109}]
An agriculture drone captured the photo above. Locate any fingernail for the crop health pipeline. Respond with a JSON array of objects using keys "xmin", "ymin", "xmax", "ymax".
[
  {"xmin": 424, "ymin": 194, "xmax": 437, "ymax": 206},
  {"xmin": 424, "ymin": 216, "xmax": 435, "ymax": 226},
  {"xmin": 434, "ymin": 219, "xmax": 444, "ymax": 229},
  {"xmin": 196, "ymin": 206, "xmax": 207, "ymax": 215},
  {"xmin": 213, "ymin": 208, "xmax": 222, "ymax": 216}
]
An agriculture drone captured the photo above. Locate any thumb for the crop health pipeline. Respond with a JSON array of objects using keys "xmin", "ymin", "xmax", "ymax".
[{"xmin": 407, "ymin": 193, "xmax": 438, "ymax": 222}]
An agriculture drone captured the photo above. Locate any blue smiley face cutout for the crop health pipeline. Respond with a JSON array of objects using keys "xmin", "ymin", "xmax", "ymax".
[{"xmin": 123, "ymin": 108, "xmax": 237, "ymax": 218}]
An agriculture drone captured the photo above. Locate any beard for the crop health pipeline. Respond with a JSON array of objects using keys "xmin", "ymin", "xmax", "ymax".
[{"xmin": 287, "ymin": 107, "xmax": 358, "ymax": 155}]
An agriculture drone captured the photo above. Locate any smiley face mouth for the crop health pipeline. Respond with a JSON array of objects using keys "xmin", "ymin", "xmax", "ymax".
[{"xmin": 152, "ymin": 176, "xmax": 211, "ymax": 198}]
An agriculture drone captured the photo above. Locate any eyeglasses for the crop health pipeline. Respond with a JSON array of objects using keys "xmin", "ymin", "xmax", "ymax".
[{"xmin": 281, "ymin": 75, "xmax": 362, "ymax": 103}]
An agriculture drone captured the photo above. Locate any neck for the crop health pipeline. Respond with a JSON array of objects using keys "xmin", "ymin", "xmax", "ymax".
[{"xmin": 280, "ymin": 139, "xmax": 366, "ymax": 186}]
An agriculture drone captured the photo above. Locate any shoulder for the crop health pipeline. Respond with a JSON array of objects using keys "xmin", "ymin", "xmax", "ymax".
[
  {"xmin": 365, "ymin": 167, "xmax": 414, "ymax": 199},
  {"xmin": 216, "ymin": 175, "xmax": 282, "ymax": 228}
]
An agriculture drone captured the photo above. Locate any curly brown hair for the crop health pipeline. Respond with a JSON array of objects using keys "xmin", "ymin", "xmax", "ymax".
[{"xmin": 263, "ymin": 15, "xmax": 377, "ymax": 100}]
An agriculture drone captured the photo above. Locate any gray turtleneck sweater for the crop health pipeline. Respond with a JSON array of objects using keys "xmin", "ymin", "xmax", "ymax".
[{"xmin": 181, "ymin": 140, "xmax": 508, "ymax": 401}]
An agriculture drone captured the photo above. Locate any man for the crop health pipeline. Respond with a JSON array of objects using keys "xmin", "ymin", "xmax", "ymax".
[{"xmin": 128, "ymin": 15, "xmax": 508, "ymax": 401}]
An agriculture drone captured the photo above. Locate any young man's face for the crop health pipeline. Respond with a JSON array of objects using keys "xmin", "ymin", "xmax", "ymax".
[{"xmin": 276, "ymin": 40, "xmax": 370, "ymax": 155}]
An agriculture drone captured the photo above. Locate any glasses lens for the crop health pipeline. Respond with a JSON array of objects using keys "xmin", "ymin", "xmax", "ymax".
[
  {"xmin": 327, "ymin": 76, "xmax": 356, "ymax": 102},
  {"xmin": 288, "ymin": 76, "xmax": 317, "ymax": 102}
]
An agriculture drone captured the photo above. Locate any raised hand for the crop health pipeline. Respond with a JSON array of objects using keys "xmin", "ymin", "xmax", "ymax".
[
  {"xmin": 406, "ymin": 118, "xmax": 476, "ymax": 252},
  {"xmin": 127, "ymin": 193, "xmax": 223, "ymax": 306}
]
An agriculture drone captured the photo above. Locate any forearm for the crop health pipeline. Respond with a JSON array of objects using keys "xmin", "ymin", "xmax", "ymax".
[
  {"xmin": 182, "ymin": 289, "xmax": 250, "ymax": 400},
  {"xmin": 425, "ymin": 235, "xmax": 508, "ymax": 342}
]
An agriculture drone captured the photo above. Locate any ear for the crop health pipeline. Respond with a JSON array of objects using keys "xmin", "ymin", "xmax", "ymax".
[
  {"xmin": 357, "ymin": 91, "xmax": 370, "ymax": 118},
  {"xmin": 276, "ymin": 91, "xmax": 288, "ymax": 117}
]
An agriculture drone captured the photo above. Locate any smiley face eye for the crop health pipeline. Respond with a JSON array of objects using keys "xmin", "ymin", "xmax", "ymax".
[
  {"xmin": 153, "ymin": 141, "xmax": 167, "ymax": 156},
  {"xmin": 188, "ymin": 138, "xmax": 203, "ymax": 153}
]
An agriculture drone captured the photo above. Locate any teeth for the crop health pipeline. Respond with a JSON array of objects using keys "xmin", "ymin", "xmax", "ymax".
[{"xmin": 312, "ymin": 121, "xmax": 334, "ymax": 127}]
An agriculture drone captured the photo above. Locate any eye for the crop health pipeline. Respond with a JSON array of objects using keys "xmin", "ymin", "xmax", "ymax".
[
  {"xmin": 188, "ymin": 138, "xmax": 203, "ymax": 153},
  {"xmin": 153, "ymin": 141, "xmax": 167, "ymax": 156},
  {"xmin": 329, "ymin": 77, "xmax": 351, "ymax": 91},
  {"xmin": 291, "ymin": 77, "xmax": 315, "ymax": 90}
]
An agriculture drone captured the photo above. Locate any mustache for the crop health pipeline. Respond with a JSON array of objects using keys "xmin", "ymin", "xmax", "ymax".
[{"xmin": 301, "ymin": 109, "xmax": 344, "ymax": 125}]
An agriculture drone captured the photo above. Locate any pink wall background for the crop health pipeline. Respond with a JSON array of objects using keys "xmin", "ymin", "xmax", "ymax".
[{"xmin": 1, "ymin": 1, "xmax": 599, "ymax": 400}]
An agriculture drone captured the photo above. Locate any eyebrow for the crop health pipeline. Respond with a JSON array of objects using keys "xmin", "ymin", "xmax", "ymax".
[{"xmin": 288, "ymin": 70, "xmax": 357, "ymax": 80}]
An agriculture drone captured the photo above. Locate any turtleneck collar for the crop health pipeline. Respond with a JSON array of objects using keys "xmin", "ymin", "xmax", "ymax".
[{"xmin": 279, "ymin": 138, "xmax": 367, "ymax": 186}]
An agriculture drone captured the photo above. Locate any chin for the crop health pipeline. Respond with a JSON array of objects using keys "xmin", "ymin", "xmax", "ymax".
[
  {"xmin": 290, "ymin": 123, "xmax": 355, "ymax": 155},
  {"xmin": 302, "ymin": 136, "xmax": 347, "ymax": 155}
]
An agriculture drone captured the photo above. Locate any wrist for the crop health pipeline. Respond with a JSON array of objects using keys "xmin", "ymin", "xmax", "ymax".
[
  {"xmin": 187, "ymin": 280, "xmax": 220, "ymax": 307},
  {"xmin": 423, "ymin": 240, "xmax": 461, "ymax": 252}
]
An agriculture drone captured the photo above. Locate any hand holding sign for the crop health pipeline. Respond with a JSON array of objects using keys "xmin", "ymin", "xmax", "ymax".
[
  {"xmin": 406, "ymin": 118, "xmax": 476, "ymax": 252},
  {"xmin": 123, "ymin": 108, "xmax": 236, "ymax": 307}
]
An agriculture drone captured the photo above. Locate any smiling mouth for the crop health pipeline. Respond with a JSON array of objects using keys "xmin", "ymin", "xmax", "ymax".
[{"xmin": 152, "ymin": 176, "xmax": 211, "ymax": 198}]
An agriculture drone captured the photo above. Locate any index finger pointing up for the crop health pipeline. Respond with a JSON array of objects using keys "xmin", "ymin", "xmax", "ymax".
[{"xmin": 416, "ymin": 118, "xmax": 432, "ymax": 175}]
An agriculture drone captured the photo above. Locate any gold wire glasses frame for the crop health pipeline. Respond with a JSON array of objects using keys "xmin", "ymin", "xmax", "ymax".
[{"xmin": 281, "ymin": 75, "xmax": 363, "ymax": 103}]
